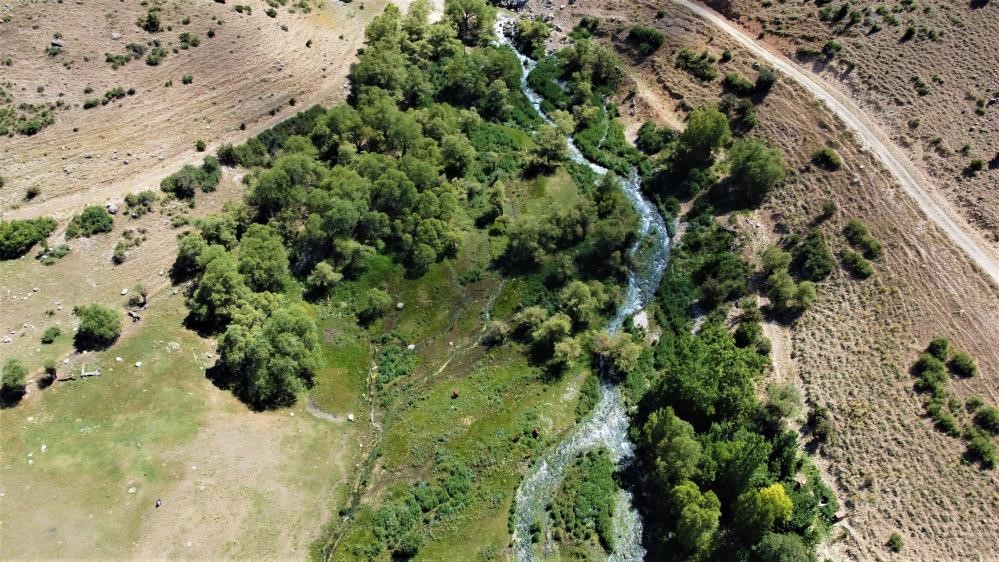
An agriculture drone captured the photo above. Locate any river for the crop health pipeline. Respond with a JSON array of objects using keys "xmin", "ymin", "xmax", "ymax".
[{"xmin": 496, "ymin": 18, "xmax": 673, "ymax": 562}]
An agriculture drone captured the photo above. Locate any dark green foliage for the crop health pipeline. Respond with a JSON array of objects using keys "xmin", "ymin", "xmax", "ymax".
[
  {"xmin": 722, "ymin": 73, "xmax": 755, "ymax": 96},
  {"xmin": 926, "ymin": 336, "xmax": 950, "ymax": 361},
  {"xmin": 726, "ymin": 138, "xmax": 786, "ymax": 206},
  {"xmin": 575, "ymin": 372, "xmax": 600, "ymax": 421},
  {"xmin": 811, "ymin": 146, "xmax": 842, "ymax": 170},
  {"xmin": 0, "ymin": 217, "xmax": 57, "ymax": 259},
  {"xmin": 840, "ymin": 248, "xmax": 872, "ymax": 278},
  {"xmin": 754, "ymin": 532, "xmax": 810, "ymax": 561},
  {"xmin": 627, "ymin": 25, "xmax": 665, "ymax": 56},
  {"xmin": 795, "ymin": 229, "xmax": 835, "ymax": 281},
  {"xmin": 842, "ymin": 218, "xmax": 882, "ymax": 259},
  {"xmin": 949, "ymin": 351, "xmax": 977, "ymax": 377},
  {"xmin": 675, "ymin": 49, "xmax": 717, "ymax": 81},
  {"xmin": 145, "ymin": 47, "xmax": 167, "ymax": 65},
  {"xmin": 635, "ymin": 120, "xmax": 676, "ymax": 155},
  {"xmin": 973, "ymin": 405, "xmax": 999, "ymax": 435},
  {"xmin": 443, "ymin": 0, "xmax": 495, "ymax": 46},
  {"xmin": 181, "ymin": 74, "xmax": 194, "ymax": 85},
  {"xmin": 966, "ymin": 431, "xmax": 997, "ymax": 469},
  {"xmin": 512, "ymin": 17, "xmax": 550, "ymax": 59},
  {"xmin": 73, "ymin": 303, "xmax": 122, "ymax": 350},
  {"xmin": 40, "ymin": 326, "xmax": 61, "ymax": 344},
  {"xmin": 137, "ymin": 9, "xmax": 161, "ymax": 32},
  {"xmin": 549, "ymin": 449, "xmax": 617, "ymax": 552},
  {"xmin": 376, "ymin": 344, "xmax": 417, "ymax": 386},
  {"xmin": 755, "ymin": 67, "xmax": 777, "ymax": 94},
  {"xmin": 66, "ymin": 206, "xmax": 113, "ymax": 238},
  {"xmin": 1, "ymin": 357, "xmax": 28, "ymax": 401},
  {"xmin": 160, "ymin": 156, "xmax": 221, "ymax": 198}
]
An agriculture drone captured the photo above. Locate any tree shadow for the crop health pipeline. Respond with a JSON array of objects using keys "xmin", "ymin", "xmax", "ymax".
[{"xmin": 0, "ymin": 388, "xmax": 26, "ymax": 409}]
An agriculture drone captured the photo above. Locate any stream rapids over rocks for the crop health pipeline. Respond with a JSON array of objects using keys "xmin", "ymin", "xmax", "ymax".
[{"xmin": 497, "ymin": 18, "xmax": 673, "ymax": 562}]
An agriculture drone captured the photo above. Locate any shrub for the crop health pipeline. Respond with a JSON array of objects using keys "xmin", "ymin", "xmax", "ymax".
[
  {"xmin": 965, "ymin": 431, "xmax": 997, "ymax": 469},
  {"xmin": 719, "ymin": 49, "xmax": 732, "ymax": 63},
  {"xmin": 1, "ymin": 358, "xmax": 28, "ymax": 401},
  {"xmin": 973, "ymin": 405, "xmax": 999, "ymax": 435},
  {"xmin": 25, "ymin": 186, "xmax": 41, "ymax": 200},
  {"xmin": 73, "ymin": 303, "xmax": 122, "ymax": 350},
  {"xmin": 675, "ymin": 49, "xmax": 717, "ymax": 81},
  {"xmin": 722, "ymin": 73, "xmax": 755, "ymax": 96},
  {"xmin": 265, "ymin": 7, "xmax": 277, "ymax": 17},
  {"xmin": 755, "ymin": 67, "xmax": 777, "ymax": 93},
  {"xmin": 179, "ymin": 32, "xmax": 200, "ymax": 48},
  {"xmin": 840, "ymin": 249, "xmax": 872, "ymax": 278},
  {"xmin": 195, "ymin": 139, "xmax": 206, "ymax": 152},
  {"xmin": 66, "ymin": 206, "xmax": 114, "ymax": 238},
  {"xmin": 0, "ymin": 217, "xmax": 57, "ymax": 259},
  {"xmin": 821, "ymin": 40, "xmax": 842, "ymax": 60},
  {"xmin": 965, "ymin": 159, "xmax": 984, "ymax": 176},
  {"xmin": 145, "ymin": 47, "xmax": 167, "ymax": 65},
  {"xmin": 43, "ymin": 358, "xmax": 57, "ymax": 377},
  {"xmin": 181, "ymin": 74, "xmax": 194, "ymax": 85},
  {"xmin": 796, "ymin": 229, "xmax": 835, "ymax": 281},
  {"xmin": 949, "ymin": 351, "xmax": 977, "ymax": 377},
  {"xmin": 926, "ymin": 337, "xmax": 950, "ymax": 361},
  {"xmin": 811, "ymin": 147, "xmax": 842, "ymax": 170},
  {"xmin": 83, "ymin": 98, "xmax": 100, "ymax": 109},
  {"xmin": 635, "ymin": 121, "xmax": 676, "ymax": 154},
  {"xmin": 138, "ymin": 9, "xmax": 162, "ymax": 33},
  {"xmin": 627, "ymin": 25, "xmax": 665, "ymax": 55},
  {"xmin": 888, "ymin": 533, "xmax": 904, "ymax": 553},
  {"xmin": 160, "ymin": 157, "xmax": 221, "ymax": 198},
  {"xmin": 40, "ymin": 326, "xmax": 61, "ymax": 344}
]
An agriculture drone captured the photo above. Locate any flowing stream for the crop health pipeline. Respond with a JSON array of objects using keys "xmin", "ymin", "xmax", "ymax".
[{"xmin": 497, "ymin": 19, "xmax": 673, "ymax": 562}]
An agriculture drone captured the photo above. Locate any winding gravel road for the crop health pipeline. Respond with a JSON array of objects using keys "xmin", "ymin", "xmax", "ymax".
[{"xmin": 672, "ymin": 0, "xmax": 999, "ymax": 286}]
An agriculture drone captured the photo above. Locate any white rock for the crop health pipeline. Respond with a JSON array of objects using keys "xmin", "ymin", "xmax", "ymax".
[
  {"xmin": 121, "ymin": 288, "xmax": 129, "ymax": 295},
  {"xmin": 115, "ymin": 357, "xmax": 123, "ymax": 362},
  {"xmin": 128, "ymin": 486, "xmax": 137, "ymax": 493},
  {"xmin": 406, "ymin": 344, "xmax": 416, "ymax": 351},
  {"xmin": 346, "ymin": 413, "xmax": 355, "ymax": 422},
  {"xmin": 395, "ymin": 302, "xmax": 404, "ymax": 310},
  {"xmin": 40, "ymin": 444, "xmax": 47, "ymax": 453},
  {"xmin": 134, "ymin": 362, "xmax": 142, "ymax": 368},
  {"xmin": 111, "ymin": 32, "xmax": 122, "ymax": 40}
]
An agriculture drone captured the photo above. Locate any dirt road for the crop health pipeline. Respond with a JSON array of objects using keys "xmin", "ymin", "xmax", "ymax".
[{"xmin": 671, "ymin": 0, "xmax": 999, "ymax": 286}]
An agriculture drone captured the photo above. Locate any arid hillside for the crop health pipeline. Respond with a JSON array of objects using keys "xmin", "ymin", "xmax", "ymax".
[
  {"xmin": 0, "ymin": 0, "xmax": 388, "ymax": 220},
  {"xmin": 711, "ymin": 0, "xmax": 999, "ymax": 247},
  {"xmin": 526, "ymin": 0, "xmax": 999, "ymax": 559}
]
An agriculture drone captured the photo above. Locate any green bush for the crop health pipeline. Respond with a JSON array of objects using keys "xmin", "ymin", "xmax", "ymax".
[
  {"xmin": 195, "ymin": 139, "xmax": 207, "ymax": 152},
  {"xmin": 66, "ymin": 206, "xmax": 114, "ymax": 238},
  {"xmin": 926, "ymin": 336, "xmax": 950, "ymax": 361},
  {"xmin": 887, "ymin": 532, "xmax": 904, "ymax": 553},
  {"xmin": 965, "ymin": 431, "xmax": 997, "ymax": 469},
  {"xmin": 0, "ymin": 217, "xmax": 57, "ymax": 259},
  {"xmin": 755, "ymin": 67, "xmax": 777, "ymax": 93},
  {"xmin": 137, "ymin": 9, "xmax": 162, "ymax": 32},
  {"xmin": 811, "ymin": 147, "xmax": 842, "ymax": 170},
  {"xmin": 182, "ymin": 74, "xmax": 194, "ymax": 85},
  {"xmin": 2, "ymin": 358, "xmax": 28, "ymax": 401},
  {"xmin": 40, "ymin": 326, "xmax": 61, "ymax": 344},
  {"xmin": 675, "ymin": 49, "xmax": 717, "ymax": 81},
  {"xmin": 73, "ymin": 303, "xmax": 122, "ymax": 350},
  {"xmin": 973, "ymin": 405, "xmax": 999, "ymax": 435},
  {"xmin": 722, "ymin": 73, "xmax": 755, "ymax": 96},
  {"xmin": 627, "ymin": 25, "xmax": 666, "ymax": 55},
  {"xmin": 840, "ymin": 249, "xmax": 872, "ymax": 278},
  {"xmin": 145, "ymin": 47, "xmax": 167, "ymax": 65},
  {"xmin": 796, "ymin": 229, "xmax": 836, "ymax": 281},
  {"xmin": 160, "ymin": 156, "xmax": 221, "ymax": 198},
  {"xmin": 948, "ymin": 351, "xmax": 977, "ymax": 377}
]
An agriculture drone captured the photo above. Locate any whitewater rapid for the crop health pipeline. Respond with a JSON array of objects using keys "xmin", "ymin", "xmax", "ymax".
[{"xmin": 497, "ymin": 19, "xmax": 673, "ymax": 562}]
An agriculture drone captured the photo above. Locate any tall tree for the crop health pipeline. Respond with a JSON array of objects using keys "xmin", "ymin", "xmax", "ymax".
[{"xmin": 444, "ymin": 0, "xmax": 495, "ymax": 46}]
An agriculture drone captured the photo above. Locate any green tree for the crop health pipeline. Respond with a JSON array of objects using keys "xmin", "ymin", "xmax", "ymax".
[
  {"xmin": 514, "ymin": 17, "xmax": 551, "ymax": 58},
  {"xmin": 443, "ymin": 0, "xmax": 495, "ymax": 46},
  {"xmin": 187, "ymin": 251, "xmax": 251, "ymax": 329},
  {"xmin": 238, "ymin": 224, "xmax": 290, "ymax": 293},
  {"xmin": 735, "ymin": 483, "xmax": 794, "ymax": 543},
  {"xmin": 219, "ymin": 305, "xmax": 321, "ymax": 408},
  {"xmin": 73, "ymin": 303, "xmax": 123, "ymax": 350},
  {"xmin": 727, "ymin": 138, "xmax": 785, "ymax": 205},
  {"xmin": 1, "ymin": 358, "xmax": 28, "ymax": 402},
  {"xmin": 66, "ymin": 206, "xmax": 114, "ymax": 238},
  {"xmin": 531, "ymin": 124, "xmax": 569, "ymax": 171},
  {"xmin": 305, "ymin": 262, "xmax": 343, "ymax": 297},
  {"xmin": 753, "ymin": 532, "xmax": 810, "ymax": 562},
  {"xmin": 669, "ymin": 480, "xmax": 721, "ymax": 557},
  {"xmin": 679, "ymin": 107, "xmax": 731, "ymax": 167},
  {"xmin": 642, "ymin": 407, "xmax": 702, "ymax": 485}
]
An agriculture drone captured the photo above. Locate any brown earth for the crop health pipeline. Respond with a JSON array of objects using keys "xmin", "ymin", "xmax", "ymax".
[
  {"xmin": 709, "ymin": 0, "xmax": 999, "ymax": 247},
  {"xmin": 0, "ymin": 0, "xmax": 391, "ymax": 221},
  {"xmin": 528, "ymin": 0, "xmax": 999, "ymax": 559}
]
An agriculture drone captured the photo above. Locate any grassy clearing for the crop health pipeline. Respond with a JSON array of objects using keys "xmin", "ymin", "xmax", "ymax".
[{"xmin": 0, "ymin": 292, "xmax": 359, "ymax": 559}]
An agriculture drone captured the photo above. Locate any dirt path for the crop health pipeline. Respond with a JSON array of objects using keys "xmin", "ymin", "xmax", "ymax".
[{"xmin": 670, "ymin": 0, "xmax": 999, "ymax": 286}]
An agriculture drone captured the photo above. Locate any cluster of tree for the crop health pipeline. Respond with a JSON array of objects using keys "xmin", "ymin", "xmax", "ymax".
[
  {"xmin": 160, "ymin": 156, "xmax": 221, "ymax": 199},
  {"xmin": 626, "ymin": 213, "xmax": 836, "ymax": 560},
  {"xmin": 761, "ymin": 245, "xmax": 817, "ymax": 315},
  {"xmin": 0, "ymin": 217, "xmax": 56, "ymax": 259},
  {"xmin": 512, "ymin": 17, "xmax": 551, "ymax": 59},
  {"xmin": 65, "ymin": 206, "xmax": 114, "ymax": 239},
  {"xmin": 912, "ymin": 338, "xmax": 995, "ymax": 469}
]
